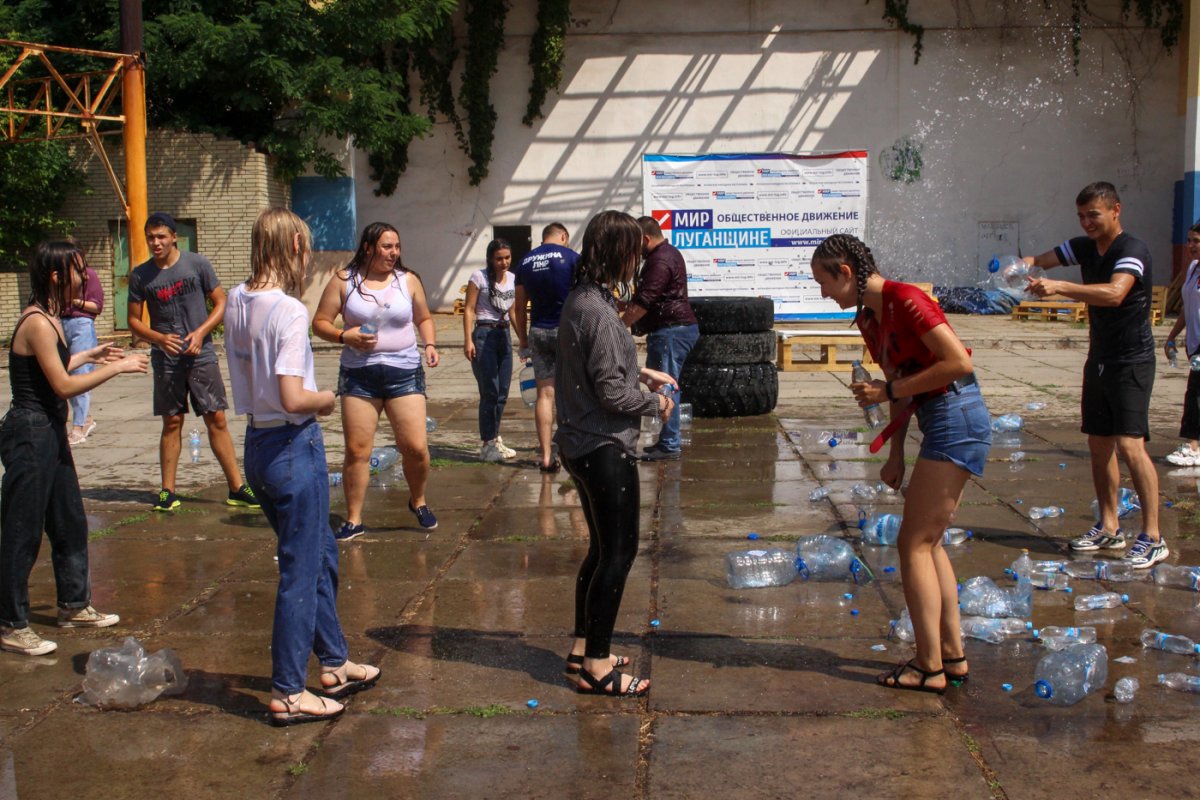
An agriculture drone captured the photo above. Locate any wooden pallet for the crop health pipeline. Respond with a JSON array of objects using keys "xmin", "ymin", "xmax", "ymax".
[
  {"xmin": 776, "ymin": 329, "xmax": 875, "ymax": 372},
  {"xmin": 1011, "ymin": 297, "xmax": 1087, "ymax": 323},
  {"xmin": 1151, "ymin": 284, "xmax": 1166, "ymax": 325}
]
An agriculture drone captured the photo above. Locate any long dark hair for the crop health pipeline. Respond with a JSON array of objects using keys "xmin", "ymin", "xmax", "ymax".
[
  {"xmin": 343, "ymin": 222, "xmax": 410, "ymax": 304},
  {"xmin": 27, "ymin": 240, "xmax": 84, "ymax": 316},
  {"xmin": 484, "ymin": 238, "xmax": 511, "ymax": 309},
  {"xmin": 811, "ymin": 233, "xmax": 880, "ymax": 321},
  {"xmin": 574, "ymin": 210, "xmax": 642, "ymax": 295}
]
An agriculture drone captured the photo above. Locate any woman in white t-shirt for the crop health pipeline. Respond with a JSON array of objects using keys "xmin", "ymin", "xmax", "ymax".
[
  {"xmin": 463, "ymin": 239, "xmax": 518, "ymax": 462},
  {"xmin": 313, "ymin": 223, "xmax": 440, "ymax": 538},
  {"xmin": 225, "ymin": 208, "xmax": 379, "ymax": 726},
  {"xmin": 1165, "ymin": 223, "xmax": 1200, "ymax": 466}
]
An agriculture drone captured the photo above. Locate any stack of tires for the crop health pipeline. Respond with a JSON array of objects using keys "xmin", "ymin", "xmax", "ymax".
[{"xmin": 680, "ymin": 296, "xmax": 779, "ymax": 418}]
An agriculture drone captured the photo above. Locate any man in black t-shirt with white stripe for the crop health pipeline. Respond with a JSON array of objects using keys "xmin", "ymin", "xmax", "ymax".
[{"xmin": 1024, "ymin": 181, "xmax": 1166, "ymax": 569}]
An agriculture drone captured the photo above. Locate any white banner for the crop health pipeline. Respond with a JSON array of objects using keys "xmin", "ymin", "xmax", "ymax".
[{"xmin": 641, "ymin": 151, "xmax": 868, "ymax": 321}]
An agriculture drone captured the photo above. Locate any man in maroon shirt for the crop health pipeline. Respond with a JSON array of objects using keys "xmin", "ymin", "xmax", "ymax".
[{"xmin": 620, "ymin": 217, "xmax": 699, "ymax": 460}]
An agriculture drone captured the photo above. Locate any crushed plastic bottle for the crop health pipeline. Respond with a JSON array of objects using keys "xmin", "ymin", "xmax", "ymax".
[
  {"xmin": 519, "ymin": 360, "xmax": 537, "ymax": 408},
  {"xmin": 1010, "ymin": 550, "xmax": 1034, "ymax": 579},
  {"xmin": 679, "ymin": 403, "xmax": 693, "ymax": 427},
  {"xmin": 81, "ymin": 637, "xmax": 188, "ymax": 709},
  {"xmin": 1091, "ymin": 488, "xmax": 1141, "ymax": 521},
  {"xmin": 189, "ymin": 428, "xmax": 202, "ymax": 464},
  {"xmin": 725, "ymin": 549, "xmax": 798, "ymax": 589},
  {"xmin": 368, "ymin": 446, "xmax": 400, "ymax": 474},
  {"xmin": 1192, "ymin": 354, "xmax": 1200, "ymax": 372},
  {"xmin": 1074, "ymin": 592, "xmax": 1128, "ymax": 611},
  {"xmin": 1034, "ymin": 626, "xmax": 1097, "ymax": 650},
  {"xmin": 1158, "ymin": 672, "xmax": 1200, "ymax": 693},
  {"xmin": 851, "ymin": 361, "xmax": 887, "ymax": 429},
  {"xmin": 1152, "ymin": 564, "xmax": 1200, "ymax": 590},
  {"xmin": 860, "ymin": 513, "xmax": 902, "ymax": 546},
  {"xmin": 1113, "ymin": 676, "xmax": 1139, "ymax": 704},
  {"xmin": 991, "ymin": 414, "xmax": 1024, "ymax": 432},
  {"xmin": 958, "ymin": 575, "xmax": 1030, "ymax": 618},
  {"xmin": 795, "ymin": 535, "xmax": 870, "ymax": 583},
  {"xmin": 1167, "ymin": 341, "xmax": 1180, "ymax": 369},
  {"xmin": 1029, "ymin": 506, "xmax": 1065, "ymax": 520},
  {"xmin": 1029, "ymin": 570, "xmax": 1071, "ymax": 591},
  {"xmin": 644, "ymin": 385, "xmax": 676, "ymax": 437},
  {"xmin": 942, "ymin": 527, "xmax": 969, "ymax": 546},
  {"xmin": 889, "ymin": 608, "xmax": 914, "ymax": 642},
  {"xmin": 851, "ymin": 482, "xmax": 879, "ymax": 502},
  {"xmin": 1010, "ymin": 450, "xmax": 1026, "ymax": 464},
  {"xmin": 1139, "ymin": 628, "xmax": 1200, "ymax": 656},
  {"xmin": 1025, "ymin": 401, "xmax": 1047, "ymax": 411},
  {"xmin": 808, "ymin": 487, "xmax": 831, "ymax": 502},
  {"xmin": 990, "ymin": 256, "xmax": 1045, "ymax": 298},
  {"xmin": 328, "ymin": 471, "xmax": 342, "ymax": 487},
  {"xmin": 960, "ymin": 616, "xmax": 1032, "ymax": 644},
  {"xmin": 425, "ymin": 416, "xmax": 437, "ymax": 432},
  {"xmin": 1033, "ymin": 643, "xmax": 1108, "ymax": 706}
]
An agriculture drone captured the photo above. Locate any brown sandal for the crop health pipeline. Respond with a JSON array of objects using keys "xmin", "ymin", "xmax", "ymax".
[
  {"xmin": 269, "ymin": 692, "xmax": 344, "ymax": 727},
  {"xmin": 320, "ymin": 662, "xmax": 381, "ymax": 699}
]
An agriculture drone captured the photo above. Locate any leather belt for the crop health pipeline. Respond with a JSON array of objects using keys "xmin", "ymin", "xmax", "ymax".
[
  {"xmin": 475, "ymin": 321, "xmax": 508, "ymax": 329},
  {"xmin": 247, "ymin": 414, "xmax": 288, "ymax": 429},
  {"xmin": 947, "ymin": 372, "xmax": 978, "ymax": 393}
]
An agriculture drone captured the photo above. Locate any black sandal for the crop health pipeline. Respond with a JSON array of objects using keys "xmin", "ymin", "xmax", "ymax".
[
  {"xmin": 877, "ymin": 660, "xmax": 947, "ymax": 695},
  {"xmin": 564, "ymin": 652, "xmax": 629, "ymax": 676},
  {"xmin": 576, "ymin": 668, "xmax": 648, "ymax": 697},
  {"xmin": 540, "ymin": 459, "xmax": 561, "ymax": 474},
  {"xmin": 944, "ymin": 656, "xmax": 969, "ymax": 686}
]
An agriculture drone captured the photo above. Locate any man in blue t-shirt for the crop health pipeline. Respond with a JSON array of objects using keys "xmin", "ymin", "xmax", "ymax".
[
  {"xmin": 514, "ymin": 222, "xmax": 579, "ymax": 472},
  {"xmin": 128, "ymin": 212, "xmax": 257, "ymax": 513},
  {"xmin": 1025, "ymin": 181, "xmax": 1165, "ymax": 569}
]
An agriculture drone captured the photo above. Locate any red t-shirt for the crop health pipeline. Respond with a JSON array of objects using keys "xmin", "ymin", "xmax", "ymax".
[{"xmin": 857, "ymin": 280, "xmax": 953, "ymax": 380}]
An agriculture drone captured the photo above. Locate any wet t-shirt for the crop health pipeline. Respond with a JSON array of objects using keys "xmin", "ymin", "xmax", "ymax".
[
  {"xmin": 129, "ymin": 250, "xmax": 220, "ymax": 369},
  {"xmin": 858, "ymin": 280, "xmax": 953, "ymax": 383},
  {"xmin": 1054, "ymin": 232, "xmax": 1154, "ymax": 364}
]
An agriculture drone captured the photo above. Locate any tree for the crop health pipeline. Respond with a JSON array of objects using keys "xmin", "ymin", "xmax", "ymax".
[{"xmin": 0, "ymin": 141, "xmax": 83, "ymax": 271}]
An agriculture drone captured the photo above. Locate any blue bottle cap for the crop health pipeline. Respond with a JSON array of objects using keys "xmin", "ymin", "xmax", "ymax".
[
  {"xmin": 1034, "ymin": 680, "xmax": 1052, "ymax": 699},
  {"xmin": 828, "ymin": 438, "xmax": 839, "ymax": 448},
  {"xmin": 883, "ymin": 566, "xmax": 896, "ymax": 573},
  {"xmin": 1166, "ymin": 501, "xmax": 1175, "ymax": 508},
  {"xmin": 843, "ymin": 592, "xmax": 854, "ymax": 600},
  {"xmin": 650, "ymin": 618, "xmax": 661, "ymax": 627},
  {"xmin": 1059, "ymin": 463, "xmax": 1067, "ymax": 469},
  {"xmin": 526, "ymin": 699, "xmax": 539, "ymax": 709},
  {"xmin": 1002, "ymin": 683, "xmax": 1014, "ymax": 692},
  {"xmin": 747, "ymin": 532, "xmax": 759, "ymax": 540},
  {"xmin": 1120, "ymin": 594, "xmax": 1129, "ymax": 602},
  {"xmin": 850, "ymin": 609, "xmax": 859, "ymax": 616},
  {"xmin": 966, "ymin": 530, "xmax": 974, "ymax": 538}
]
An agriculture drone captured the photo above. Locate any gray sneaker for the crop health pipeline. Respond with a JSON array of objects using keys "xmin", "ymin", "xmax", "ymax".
[
  {"xmin": 57, "ymin": 606, "xmax": 120, "ymax": 628},
  {"xmin": 1068, "ymin": 525, "xmax": 1126, "ymax": 552},
  {"xmin": 1, "ymin": 626, "xmax": 57, "ymax": 655},
  {"xmin": 1123, "ymin": 533, "xmax": 1169, "ymax": 570}
]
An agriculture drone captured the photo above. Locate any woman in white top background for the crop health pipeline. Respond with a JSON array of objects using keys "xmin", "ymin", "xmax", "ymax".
[
  {"xmin": 313, "ymin": 223, "xmax": 440, "ymax": 539},
  {"xmin": 464, "ymin": 239, "xmax": 518, "ymax": 463},
  {"xmin": 1165, "ymin": 221, "xmax": 1200, "ymax": 466},
  {"xmin": 225, "ymin": 208, "xmax": 379, "ymax": 725}
]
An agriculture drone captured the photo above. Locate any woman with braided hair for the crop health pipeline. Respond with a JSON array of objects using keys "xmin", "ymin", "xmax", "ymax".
[
  {"xmin": 811, "ymin": 233, "xmax": 991, "ymax": 694},
  {"xmin": 463, "ymin": 239, "xmax": 518, "ymax": 463}
]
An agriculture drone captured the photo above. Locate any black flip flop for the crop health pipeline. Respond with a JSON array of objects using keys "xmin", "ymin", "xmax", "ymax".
[
  {"xmin": 877, "ymin": 660, "xmax": 946, "ymax": 695},
  {"xmin": 944, "ymin": 656, "xmax": 969, "ymax": 686},
  {"xmin": 539, "ymin": 459, "xmax": 561, "ymax": 474},
  {"xmin": 576, "ymin": 668, "xmax": 648, "ymax": 697}
]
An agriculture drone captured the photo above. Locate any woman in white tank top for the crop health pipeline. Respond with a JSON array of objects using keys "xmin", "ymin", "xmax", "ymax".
[{"xmin": 313, "ymin": 223, "xmax": 441, "ymax": 537}]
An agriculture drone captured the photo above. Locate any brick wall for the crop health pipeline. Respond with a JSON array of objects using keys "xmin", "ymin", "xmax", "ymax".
[{"xmin": 0, "ymin": 130, "xmax": 291, "ymax": 342}]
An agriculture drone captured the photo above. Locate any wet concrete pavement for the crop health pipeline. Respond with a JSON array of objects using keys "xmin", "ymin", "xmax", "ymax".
[{"xmin": 2, "ymin": 315, "xmax": 1200, "ymax": 799}]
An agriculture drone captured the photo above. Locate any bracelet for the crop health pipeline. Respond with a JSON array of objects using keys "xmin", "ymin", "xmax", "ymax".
[
  {"xmin": 1168, "ymin": 339, "xmax": 1177, "ymax": 345},
  {"xmin": 337, "ymin": 330, "xmax": 344, "ymax": 344},
  {"xmin": 885, "ymin": 381, "xmax": 896, "ymax": 402},
  {"xmin": 425, "ymin": 343, "xmax": 436, "ymax": 348}
]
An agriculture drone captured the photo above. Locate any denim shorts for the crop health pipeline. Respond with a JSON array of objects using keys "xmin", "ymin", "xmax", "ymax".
[
  {"xmin": 915, "ymin": 382, "xmax": 991, "ymax": 476},
  {"xmin": 337, "ymin": 363, "xmax": 426, "ymax": 400}
]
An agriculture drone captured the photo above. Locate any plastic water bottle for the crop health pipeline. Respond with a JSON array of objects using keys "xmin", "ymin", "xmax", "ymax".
[
  {"xmin": 795, "ymin": 535, "xmax": 867, "ymax": 582},
  {"xmin": 1074, "ymin": 592, "xmax": 1128, "ymax": 611},
  {"xmin": 1091, "ymin": 488, "xmax": 1141, "ymax": 521},
  {"xmin": 991, "ymin": 414, "xmax": 1024, "ymax": 432},
  {"xmin": 808, "ymin": 487, "xmax": 831, "ymax": 502},
  {"xmin": 850, "ymin": 361, "xmax": 887, "ymax": 429},
  {"xmin": 1113, "ymin": 676, "xmax": 1139, "ymax": 703},
  {"xmin": 1034, "ymin": 626, "xmax": 1097, "ymax": 650},
  {"xmin": 679, "ymin": 403, "xmax": 693, "ymax": 426},
  {"xmin": 1010, "ymin": 550, "xmax": 1034, "ymax": 579},
  {"xmin": 1152, "ymin": 564, "xmax": 1200, "ymax": 590},
  {"xmin": 889, "ymin": 608, "xmax": 914, "ymax": 642},
  {"xmin": 426, "ymin": 416, "xmax": 437, "ymax": 432},
  {"xmin": 1139, "ymin": 628, "xmax": 1200, "ymax": 655},
  {"xmin": 188, "ymin": 429, "xmax": 201, "ymax": 464},
  {"xmin": 1025, "ymin": 401, "xmax": 1047, "ymax": 411},
  {"xmin": 958, "ymin": 576, "xmax": 1016, "ymax": 618},
  {"xmin": 1029, "ymin": 570, "xmax": 1071, "ymax": 591},
  {"xmin": 990, "ymin": 256, "xmax": 1044, "ymax": 296},
  {"xmin": 942, "ymin": 527, "xmax": 969, "ymax": 546},
  {"xmin": 1191, "ymin": 354, "xmax": 1200, "ymax": 372},
  {"xmin": 1158, "ymin": 672, "xmax": 1200, "ymax": 693},
  {"xmin": 359, "ymin": 304, "xmax": 388, "ymax": 336},
  {"xmin": 1167, "ymin": 341, "xmax": 1179, "ymax": 369},
  {"xmin": 1029, "ymin": 506, "xmax": 1064, "ymax": 520},
  {"xmin": 1095, "ymin": 561, "xmax": 1139, "ymax": 582},
  {"xmin": 1033, "ymin": 643, "xmax": 1108, "ymax": 706},
  {"xmin": 860, "ymin": 513, "xmax": 902, "ymax": 546},
  {"xmin": 851, "ymin": 482, "xmax": 878, "ymax": 502},
  {"xmin": 368, "ymin": 446, "xmax": 399, "ymax": 474},
  {"xmin": 960, "ymin": 616, "xmax": 1031, "ymax": 643},
  {"xmin": 328, "ymin": 472, "xmax": 342, "ymax": 487},
  {"xmin": 1010, "ymin": 451, "xmax": 1026, "ymax": 464},
  {"xmin": 519, "ymin": 360, "xmax": 537, "ymax": 408},
  {"xmin": 725, "ymin": 549, "xmax": 798, "ymax": 588},
  {"xmin": 645, "ymin": 385, "xmax": 675, "ymax": 437}
]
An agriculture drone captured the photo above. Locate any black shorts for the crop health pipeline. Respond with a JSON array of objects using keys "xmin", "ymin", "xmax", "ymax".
[
  {"xmin": 153, "ymin": 361, "xmax": 229, "ymax": 417},
  {"xmin": 1081, "ymin": 359, "xmax": 1153, "ymax": 440}
]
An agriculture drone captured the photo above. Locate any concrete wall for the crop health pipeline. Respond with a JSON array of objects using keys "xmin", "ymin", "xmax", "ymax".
[
  {"xmin": 49, "ymin": 130, "xmax": 289, "ymax": 338},
  {"xmin": 352, "ymin": 0, "xmax": 1181, "ymax": 311}
]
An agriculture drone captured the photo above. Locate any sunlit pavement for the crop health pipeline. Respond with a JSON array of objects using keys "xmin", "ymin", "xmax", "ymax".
[{"xmin": 0, "ymin": 315, "xmax": 1197, "ymax": 799}]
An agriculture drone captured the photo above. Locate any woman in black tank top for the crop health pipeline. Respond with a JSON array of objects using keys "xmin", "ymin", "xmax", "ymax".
[{"xmin": 0, "ymin": 242, "xmax": 148, "ymax": 657}]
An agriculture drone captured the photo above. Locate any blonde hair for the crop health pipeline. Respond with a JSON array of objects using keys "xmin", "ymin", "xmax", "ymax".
[{"xmin": 249, "ymin": 208, "xmax": 311, "ymax": 295}]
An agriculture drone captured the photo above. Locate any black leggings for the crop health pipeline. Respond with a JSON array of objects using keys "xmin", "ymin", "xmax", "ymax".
[
  {"xmin": 1181, "ymin": 368, "xmax": 1200, "ymax": 441},
  {"xmin": 564, "ymin": 443, "xmax": 640, "ymax": 660}
]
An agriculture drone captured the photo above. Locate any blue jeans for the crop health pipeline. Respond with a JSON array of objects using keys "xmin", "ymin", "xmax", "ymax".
[
  {"xmin": 244, "ymin": 419, "xmax": 348, "ymax": 694},
  {"xmin": 62, "ymin": 317, "xmax": 97, "ymax": 425},
  {"xmin": 645, "ymin": 323, "xmax": 699, "ymax": 452},
  {"xmin": 471, "ymin": 325, "xmax": 512, "ymax": 442}
]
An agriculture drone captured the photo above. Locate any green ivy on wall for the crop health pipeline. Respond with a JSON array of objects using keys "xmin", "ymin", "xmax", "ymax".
[
  {"xmin": 459, "ymin": 0, "xmax": 508, "ymax": 185},
  {"xmin": 524, "ymin": 0, "xmax": 571, "ymax": 126}
]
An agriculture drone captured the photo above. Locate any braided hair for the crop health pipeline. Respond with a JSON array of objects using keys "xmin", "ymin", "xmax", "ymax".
[{"xmin": 811, "ymin": 233, "xmax": 880, "ymax": 322}]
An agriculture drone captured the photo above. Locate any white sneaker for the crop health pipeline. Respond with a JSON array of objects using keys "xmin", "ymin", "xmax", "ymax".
[
  {"xmin": 494, "ymin": 437, "xmax": 517, "ymax": 459},
  {"xmin": 1, "ymin": 626, "xmax": 57, "ymax": 655},
  {"xmin": 480, "ymin": 441, "xmax": 504, "ymax": 463},
  {"xmin": 1166, "ymin": 444, "xmax": 1200, "ymax": 466}
]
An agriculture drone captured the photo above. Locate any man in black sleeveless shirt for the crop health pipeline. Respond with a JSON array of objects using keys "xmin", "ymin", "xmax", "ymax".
[{"xmin": 1024, "ymin": 181, "xmax": 1166, "ymax": 569}]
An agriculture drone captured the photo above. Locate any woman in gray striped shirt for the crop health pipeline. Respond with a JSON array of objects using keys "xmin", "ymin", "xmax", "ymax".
[{"xmin": 555, "ymin": 210, "xmax": 676, "ymax": 697}]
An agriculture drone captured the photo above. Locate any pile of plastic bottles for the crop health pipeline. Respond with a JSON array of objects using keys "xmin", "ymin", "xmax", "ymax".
[
  {"xmin": 1034, "ymin": 643, "xmax": 1107, "ymax": 706},
  {"xmin": 958, "ymin": 575, "xmax": 1032, "ymax": 618},
  {"xmin": 81, "ymin": 637, "xmax": 188, "ymax": 709},
  {"xmin": 795, "ymin": 535, "xmax": 871, "ymax": 583}
]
